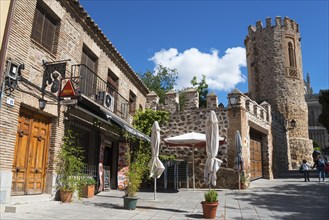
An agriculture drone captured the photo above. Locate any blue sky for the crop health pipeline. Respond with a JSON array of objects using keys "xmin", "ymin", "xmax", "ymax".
[{"xmin": 80, "ymin": 0, "xmax": 328, "ymax": 105}]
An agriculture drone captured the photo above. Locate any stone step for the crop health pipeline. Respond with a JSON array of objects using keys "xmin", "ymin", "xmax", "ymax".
[{"xmin": 5, "ymin": 194, "xmax": 57, "ymax": 213}]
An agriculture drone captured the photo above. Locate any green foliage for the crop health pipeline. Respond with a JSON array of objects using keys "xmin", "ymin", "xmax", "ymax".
[
  {"xmin": 131, "ymin": 109, "xmax": 171, "ymax": 187},
  {"xmin": 55, "ymin": 130, "xmax": 85, "ymax": 192},
  {"xmin": 313, "ymin": 141, "xmax": 321, "ymax": 151},
  {"xmin": 159, "ymin": 154, "xmax": 176, "ymax": 161},
  {"xmin": 133, "ymin": 109, "xmax": 170, "ymax": 136},
  {"xmin": 138, "ymin": 65, "xmax": 178, "ymax": 104},
  {"xmin": 126, "ymin": 150, "xmax": 148, "ymax": 197},
  {"xmin": 318, "ymin": 89, "xmax": 329, "ymax": 133},
  {"xmin": 80, "ymin": 176, "xmax": 96, "ymax": 186},
  {"xmin": 191, "ymin": 74, "xmax": 209, "ymax": 108},
  {"xmin": 240, "ymin": 173, "xmax": 247, "ymax": 183},
  {"xmin": 178, "ymin": 90, "xmax": 186, "ymax": 110},
  {"xmin": 204, "ymin": 189, "xmax": 218, "ymax": 203}
]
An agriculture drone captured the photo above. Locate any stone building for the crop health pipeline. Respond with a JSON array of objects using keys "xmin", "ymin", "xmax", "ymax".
[
  {"xmin": 146, "ymin": 88, "xmax": 273, "ymax": 189},
  {"xmin": 244, "ymin": 16, "xmax": 313, "ymax": 171},
  {"xmin": 0, "ymin": 0, "xmax": 149, "ymax": 210},
  {"xmin": 304, "ymin": 73, "xmax": 329, "ymax": 151}
]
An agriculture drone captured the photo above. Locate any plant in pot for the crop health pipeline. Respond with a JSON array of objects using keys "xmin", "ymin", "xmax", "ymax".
[
  {"xmin": 79, "ymin": 176, "xmax": 96, "ymax": 198},
  {"xmin": 201, "ymin": 189, "xmax": 219, "ymax": 219},
  {"xmin": 55, "ymin": 130, "xmax": 85, "ymax": 203},
  {"xmin": 123, "ymin": 148, "xmax": 146, "ymax": 210},
  {"xmin": 240, "ymin": 173, "xmax": 249, "ymax": 189}
]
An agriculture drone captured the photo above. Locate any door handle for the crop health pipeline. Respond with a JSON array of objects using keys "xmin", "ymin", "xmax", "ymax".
[
  {"xmin": 16, "ymin": 167, "xmax": 20, "ymax": 172},
  {"xmin": 35, "ymin": 169, "xmax": 39, "ymax": 173}
]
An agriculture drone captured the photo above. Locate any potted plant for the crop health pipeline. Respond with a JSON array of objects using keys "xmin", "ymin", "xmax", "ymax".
[
  {"xmin": 79, "ymin": 176, "xmax": 96, "ymax": 198},
  {"xmin": 201, "ymin": 189, "xmax": 219, "ymax": 219},
  {"xmin": 123, "ymin": 149, "xmax": 145, "ymax": 210},
  {"xmin": 55, "ymin": 130, "xmax": 85, "ymax": 203},
  {"xmin": 240, "ymin": 173, "xmax": 248, "ymax": 189}
]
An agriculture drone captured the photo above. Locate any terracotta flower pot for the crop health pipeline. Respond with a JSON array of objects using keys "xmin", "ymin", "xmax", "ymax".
[
  {"xmin": 82, "ymin": 185, "xmax": 95, "ymax": 198},
  {"xmin": 60, "ymin": 190, "xmax": 73, "ymax": 203},
  {"xmin": 201, "ymin": 201, "xmax": 218, "ymax": 219}
]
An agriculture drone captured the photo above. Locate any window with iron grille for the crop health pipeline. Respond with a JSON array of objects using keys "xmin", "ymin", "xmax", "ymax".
[
  {"xmin": 129, "ymin": 91, "xmax": 137, "ymax": 114},
  {"xmin": 31, "ymin": 3, "xmax": 59, "ymax": 53},
  {"xmin": 107, "ymin": 69, "xmax": 119, "ymax": 95},
  {"xmin": 80, "ymin": 45, "xmax": 98, "ymax": 97}
]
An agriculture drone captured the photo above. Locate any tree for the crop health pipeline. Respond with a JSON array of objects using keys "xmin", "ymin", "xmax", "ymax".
[
  {"xmin": 139, "ymin": 65, "xmax": 178, "ymax": 104},
  {"xmin": 191, "ymin": 74, "xmax": 209, "ymax": 108},
  {"xmin": 318, "ymin": 89, "xmax": 329, "ymax": 133}
]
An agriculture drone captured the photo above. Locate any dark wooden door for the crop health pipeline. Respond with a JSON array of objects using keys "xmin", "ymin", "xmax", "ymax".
[
  {"xmin": 12, "ymin": 110, "xmax": 51, "ymax": 195},
  {"xmin": 250, "ymin": 139, "xmax": 262, "ymax": 180}
]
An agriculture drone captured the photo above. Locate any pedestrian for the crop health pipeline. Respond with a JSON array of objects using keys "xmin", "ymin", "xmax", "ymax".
[
  {"xmin": 312, "ymin": 155, "xmax": 326, "ymax": 182},
  {"xmin": 299, "ymin": 159, "xmax": 311, "ymax": 182}
]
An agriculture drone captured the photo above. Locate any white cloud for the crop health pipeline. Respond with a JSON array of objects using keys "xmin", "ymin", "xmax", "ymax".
[{"xmin": 149, "ymin": 47, "xmax": 246, "ymax": 92}]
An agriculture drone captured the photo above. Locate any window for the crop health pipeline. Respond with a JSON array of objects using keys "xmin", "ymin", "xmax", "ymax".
[
  {"xmin": 107, "ymin": 69, "xmax": 119, "ymax": 95},
  {"xmin": 31, "ymin": 3, "xmax": 59, "ymax": 53},
  {"xmin": 129, "ymin": 91, "xmax": 136, "ymax": 114},
  {"xmin": 80, "ymin": 45, "xmax": 98, "ymax": 97},
  {"xmin": 288, "ymin": 42, "xmax": 296, "ymax": 67}
]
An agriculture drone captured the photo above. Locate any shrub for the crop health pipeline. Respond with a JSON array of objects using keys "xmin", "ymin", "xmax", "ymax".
[{"xmin": 204, "ymin": 189, "xmax": 218, "ymax": 203}]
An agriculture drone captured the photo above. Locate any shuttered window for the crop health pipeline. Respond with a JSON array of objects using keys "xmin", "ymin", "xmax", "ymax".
[{"xmin": 31, "ymin": 7, "xmax": 58, "ymax": 53}]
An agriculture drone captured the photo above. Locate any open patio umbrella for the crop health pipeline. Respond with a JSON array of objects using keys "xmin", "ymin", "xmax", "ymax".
[
  {"xmin": 148, "ymin": 121, "xmax": 165, "ymax": 200},
  {"xmin": 234, "ymin": 130, "xmax": 244, "ymax": 190},
  {"xmin": 204, "ymin": 110, "xmax": 223, "ymax": 188},
  {"xmin": 164, "ymin": 131, "xmax": 224, "ymax": 190}
]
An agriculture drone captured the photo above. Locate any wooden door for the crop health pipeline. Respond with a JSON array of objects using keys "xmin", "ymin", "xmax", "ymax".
[
  {"xmin": 12, "ymin": 110, "xmax": 51, "ymax": 195},
  {"xmin": 250, "ymin": 139, "xmax": 262, "ymax": 180}
]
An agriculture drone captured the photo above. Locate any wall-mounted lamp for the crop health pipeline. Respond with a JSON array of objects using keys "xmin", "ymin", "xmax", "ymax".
[
  {"xmin": 285, "ymin": 119, "xmax": 297, "ymax": 131},
  {"xmin": 38, "ymin": 98, "xmax": 47, "ymax": 111},
  {"xmin": 38, "ymin": 97, "xmax": 57, "ymax": 111},
  {"xmin": 228, "ymin": 90, "xmax": 239, "ymax": 117}
]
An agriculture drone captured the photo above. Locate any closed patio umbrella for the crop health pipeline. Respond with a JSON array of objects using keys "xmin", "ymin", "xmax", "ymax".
[
  {"xmin": 148, "ymin": 121, "xmax": 165, "ymax": 200},
  {"xmin": 204, "ymin": 110, "xmax": 223, "ymax": 187},
  {"xmin": 234, "ymin": 130, "xmax": 244, "ymax": 190}
]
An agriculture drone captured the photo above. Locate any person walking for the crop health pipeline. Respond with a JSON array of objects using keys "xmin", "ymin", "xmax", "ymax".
[
  {"xmin": 299, "ymin": 159, "xmax": 311, "ymax": 182},
  {"xmin": 313, "ymin": 155, "xmax": 326, "ymax": 182}
]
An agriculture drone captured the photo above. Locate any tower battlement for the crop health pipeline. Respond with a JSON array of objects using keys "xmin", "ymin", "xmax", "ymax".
[{"xmin": 247, "ymin": 16, "xmax": 299, "ymax": 36}]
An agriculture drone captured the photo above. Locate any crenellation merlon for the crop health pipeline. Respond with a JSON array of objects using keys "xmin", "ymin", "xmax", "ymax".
[
  {"xmin": 248, "ymin": 25, "xmax": 256, "ymax": 35},
  {"xmin": 275, "ymin": 16, "xmax": 282, "ymax": 28},
  {"xmin": 266, "ymin": 17, "xmax": 271, "ymax": 28},
  {"xmin": 256, "ymin": 21, "xmax": 263, "ymax": 30}
]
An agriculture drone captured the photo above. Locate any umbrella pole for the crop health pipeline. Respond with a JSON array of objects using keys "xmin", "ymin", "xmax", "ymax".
[
  {"xmin": 192, "ymin": 144, "xmax": 195, "ymax": 191},
  {"xmin": 154, "ymin": 177, "xmax": 156, "ymax": 200},
  {"xmin": 238, "ymin": 171, "xmax": 241, "ymax": 190}
]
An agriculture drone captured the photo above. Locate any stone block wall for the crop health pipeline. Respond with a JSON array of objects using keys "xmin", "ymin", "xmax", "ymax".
[{"xmin": 147, "ymin": 88, "xmax": 273, "ymax": 188}]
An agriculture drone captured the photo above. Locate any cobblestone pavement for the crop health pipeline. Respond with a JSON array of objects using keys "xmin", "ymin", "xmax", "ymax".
[{"xmin": 1, "ymin": 178, "xmax": 328, "ymax": 219}]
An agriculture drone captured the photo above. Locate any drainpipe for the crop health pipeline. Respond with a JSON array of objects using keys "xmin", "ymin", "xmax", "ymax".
[{"xmin": 0, "ymin": 0, "xmax": 16, "ymax": 106}]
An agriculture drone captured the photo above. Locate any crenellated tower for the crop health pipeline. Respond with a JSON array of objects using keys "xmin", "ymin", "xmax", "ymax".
[{"xmin": 245, "ymin": 16, "xmax": 313, "ymax": 170}]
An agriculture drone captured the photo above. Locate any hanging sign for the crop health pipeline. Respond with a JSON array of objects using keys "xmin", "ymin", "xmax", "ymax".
[{"xmin": 59, "ymin": 80, "xmax": 76, "ymax": 97}]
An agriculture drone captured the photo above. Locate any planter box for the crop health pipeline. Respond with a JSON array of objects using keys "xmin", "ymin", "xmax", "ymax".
[{"xmin": 82, "ymin": 185, "xmax": 95, "ymax": 198}]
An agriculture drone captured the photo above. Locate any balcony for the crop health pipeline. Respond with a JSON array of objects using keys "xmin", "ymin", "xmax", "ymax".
[{"xmin": 69, "ymin": 64, "xmax": 130, "ymax": 122}]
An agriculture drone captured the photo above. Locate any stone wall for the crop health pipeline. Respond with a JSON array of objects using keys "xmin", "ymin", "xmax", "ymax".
[{"xmin": 147, "ymin": 88, "xmax": 273, "ymax": 189}]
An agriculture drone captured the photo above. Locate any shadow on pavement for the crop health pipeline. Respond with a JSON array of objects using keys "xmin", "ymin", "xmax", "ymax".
[
  {"xmin": 137, "ymin": 205, "xmax": 187, "ymax": 213},
  {"xmin": 186, "ymin": 213, "xmax": 204, "ymax": 219},
  {"xmin": 234, "ymin": 183, "xmax": 328, "ymax": 219}
]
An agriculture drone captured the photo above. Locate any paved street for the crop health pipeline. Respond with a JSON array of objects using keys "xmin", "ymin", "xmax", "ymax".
[{"xmin": 1, "ymin": 178, "xmax": 328, "ymax": 220}]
